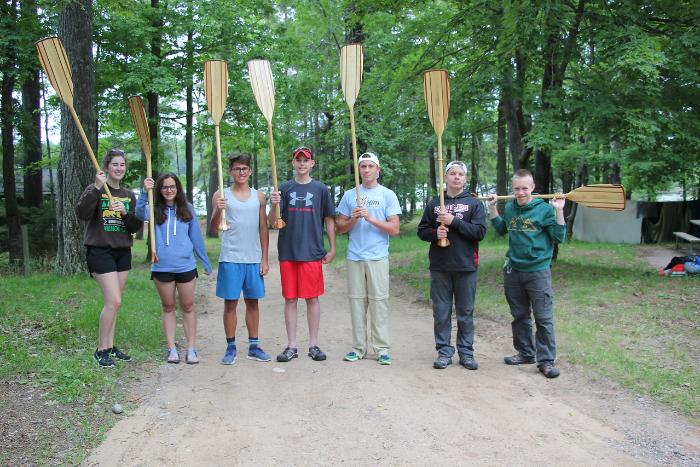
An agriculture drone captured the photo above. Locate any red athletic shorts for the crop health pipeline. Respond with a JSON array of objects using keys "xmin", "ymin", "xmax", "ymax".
[{"xmin": 279, "ymin": 260, "xmax": 324, "ymax": 299}]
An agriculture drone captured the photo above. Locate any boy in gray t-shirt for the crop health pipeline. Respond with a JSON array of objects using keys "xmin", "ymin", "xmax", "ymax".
[
  {"xmin": 212, "ymin": 154, "xmax": 271, "ymax": 365},
  {"xmin": 268, "ymin": 146, "xmax": 336, "ymax": 363}
]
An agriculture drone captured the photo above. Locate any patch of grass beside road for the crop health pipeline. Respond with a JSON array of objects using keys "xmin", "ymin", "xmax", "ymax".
[{"xmin": 0, "ymin": 235, "xmax": 220, "ymax": 464}]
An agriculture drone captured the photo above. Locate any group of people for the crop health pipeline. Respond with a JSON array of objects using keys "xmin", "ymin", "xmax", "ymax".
[{"xmin": 77, "ymin": 146, "xmax": 565, "ymax": 379}]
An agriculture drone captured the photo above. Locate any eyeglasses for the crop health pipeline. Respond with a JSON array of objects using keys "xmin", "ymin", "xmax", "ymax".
[
  {"xmin": 161, "ymin": 185, "xmax": 177, "ymax": 192},
  {"xmin": 292, "ymin": 146, "xmax": 313, "ymax": 159},
  {"xmin": 231, "ymin": 167, "xmax": 250, "ymax": 173},
  {"xmin": 108, "ymin": 149, "xmax": 125, "ymax": 156}
]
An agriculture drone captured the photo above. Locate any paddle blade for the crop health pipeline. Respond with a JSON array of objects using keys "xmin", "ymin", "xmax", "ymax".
[
  {"xmin": 128, "ymin": 96, "xmax": 152, "ymax": 159},
  {"xmin": 35, "ymin": 37, "xmax": 74, "ymax": 107},
  {"xmin": 204, "ymin": 60, "xmax": 229, "ymax": 124},
  {"xmin": 423, "ymin": 69, "xmax": 450, "ymax": 137},
  {"xmin": 567, "ymin": 184, "xmax": 626, "ymax": 211},
  {"xmin": 340, "ymin": 43, "xmax": 363, "ymax": 108},
  {"xmin": 247, "ymin": 59, "xmax": 275, "ymax": 123}
]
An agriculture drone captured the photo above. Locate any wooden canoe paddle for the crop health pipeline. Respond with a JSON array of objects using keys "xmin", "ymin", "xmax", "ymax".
[
  {"xmin": 204, "ymin": 59, "xmax": 229, "ymax": 231},
  {"xmin": 340, "ymin": 43, "xmax": 364, "ymax": 206},
  {"xmin": 423, "ymin": 69, "xmax": 451, "ymax": 247},
  {"xmin": 479, "ymin": 184, "xmax": 626, "ymax": 211},
  {"xmin": 247, "ymin": 59, "xmax": 285, "ymax": 229},
  {"xmin": 128, "ymin": 96, "xmax": 157, "ymax": 263},
  {"xmin": 35, "ymin": 36, "xmax": 113, "ymax": 202}
]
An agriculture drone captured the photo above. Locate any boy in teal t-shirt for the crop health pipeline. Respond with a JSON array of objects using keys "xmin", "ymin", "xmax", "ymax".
[{"xmin": 488, "ymin": 169, "xmax": 565, "ymax": 378}]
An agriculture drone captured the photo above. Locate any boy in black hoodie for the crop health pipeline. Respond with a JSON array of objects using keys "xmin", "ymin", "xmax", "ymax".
[{"xmin": 418, "ymin": 161, "xmax": 487, "ymax": 370}]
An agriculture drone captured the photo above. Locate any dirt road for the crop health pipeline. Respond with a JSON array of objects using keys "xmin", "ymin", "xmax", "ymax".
[{"xmin": 84, "ymin": 235, "xmax": 700, "ymax": 466}]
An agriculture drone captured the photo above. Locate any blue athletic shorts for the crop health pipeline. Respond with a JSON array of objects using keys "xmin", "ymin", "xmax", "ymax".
[{"xmin": 216, "ymin": 262, "xmax": 265, "ymax": 300}]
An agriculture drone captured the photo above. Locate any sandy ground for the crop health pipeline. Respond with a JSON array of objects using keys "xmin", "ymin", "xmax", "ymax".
[{"xmin": 84, "ymin": 234, "xmax": 700, "ymax": 466}]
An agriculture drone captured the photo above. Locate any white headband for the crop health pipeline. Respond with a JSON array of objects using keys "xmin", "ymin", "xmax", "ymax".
[{"xmin": 445, "ymin": 160, "xmax": 467, "ymax": 174}]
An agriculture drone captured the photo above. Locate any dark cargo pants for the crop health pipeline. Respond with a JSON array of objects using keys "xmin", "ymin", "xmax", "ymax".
[{"xmin": 503, "ymin": 267, "xmax": 556, "ymax": 364}]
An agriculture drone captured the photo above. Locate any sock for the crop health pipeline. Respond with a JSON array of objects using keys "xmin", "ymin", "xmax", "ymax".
[
  {"xmin": 226, "ymin": 337, "xmax": 236, "ymax": 349},
  {"xmin": 248, "ymin": 337, "xmax": 259, "ymax": 349}
]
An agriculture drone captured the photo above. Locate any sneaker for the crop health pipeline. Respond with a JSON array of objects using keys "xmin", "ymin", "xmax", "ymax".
[
  {"xmin": 504, "ymin": 354, "xmax": 535, "ymax": 365},
  {"xmin": 343, "ymin": 351, "xmax": 361, "ymax": 362},
  {"xmin": 166, "ymin": 348, "xmax": 180, "ymax": 364},
  {"xmin": 308, "ymin": 346, "xmax": 327, "ymax": 361},
  {"xmin": 377, "ymin": 354, "xmax": 392, "ymax": 366},
  {"xmin": 433, "ymin": 355, "xmax": 452, "ymax": 369},
  {"xmin": 277, "ymin": 347, "xmax": 298, "ymax": 362},
  {"xmin": 247, "ymin": 346, "xmax": 272, "ymax": 362},
  {"xmin": 539, "ymin": 362, "xmax": 560, "ymax": 379},
  {"xmin": 94, "ymin": 349, "xmax": 115, "ymax": 368},
  {"xmin": 459, "ymin": 354, "xmax": 479, "ymax": 370},
  {"xmin": 186, "ymin": 349, "xmax": 199, "ymax": 364},
  {"xmin": 221, "ymin": 346, "xmax": 237, "ymax": 365},
  {"xmin": 109, "ymin": 346, "xmax": 131, "ymax": 361}
]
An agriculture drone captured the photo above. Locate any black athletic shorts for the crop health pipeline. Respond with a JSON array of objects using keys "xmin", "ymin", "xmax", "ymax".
[
  {"xmin": 86, "ymin": 246, "xmax": 132, "ymax": 275},
  {"xmin": 151, "ymin": 269, "xmax": 198, "ymax": 283}
]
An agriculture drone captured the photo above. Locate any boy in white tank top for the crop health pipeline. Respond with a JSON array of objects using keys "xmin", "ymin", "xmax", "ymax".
[{"xmin": 211, "ymin": 154, "xmax": 270, "ymax": 365}]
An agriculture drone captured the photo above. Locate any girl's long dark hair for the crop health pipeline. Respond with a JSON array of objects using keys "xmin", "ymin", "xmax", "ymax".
[{"xmin": 154, "ymin": 173, "xmax": 192, "ymax": 224}]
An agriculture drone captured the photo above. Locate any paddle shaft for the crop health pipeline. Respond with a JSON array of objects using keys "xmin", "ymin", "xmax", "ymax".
[
  {"xmin": 478, "ymin": 194, "xmax": 564, "ymax": 201},
  {"xmin": 436, "ymin": 135, "xmax": 449, "ymax": 247},
  {"xmin": 349, "ymin": 107, "xmax": 362, "ymax": 206},
  {"xmin": 266, "ymin": 121, "xmax": 284, "ymax": 224},
  {"xmin": 145, "ymin": 154, "xmax": 156, "ymax": 263},
  {"xmin": 67, "ymin": 105, "xmax": 113, "ymax": 202},
  {"xmin": 214, "ymin": 124, "xmax": 229, "ymax": 231}
]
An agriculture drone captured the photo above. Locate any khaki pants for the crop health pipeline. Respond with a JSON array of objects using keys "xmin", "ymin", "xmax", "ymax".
[{"xmin": 346, "ymin": 258, "xmax": 390, "ymax": 357}]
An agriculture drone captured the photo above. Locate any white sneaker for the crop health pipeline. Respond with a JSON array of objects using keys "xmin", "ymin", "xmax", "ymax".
[
  {"xmin": 186, "ymin": 349, "xmax": 199, "ymax": 364},
  {"xmin": 167, "ymin": 348, "xmax": 180, "ymax": 364}
]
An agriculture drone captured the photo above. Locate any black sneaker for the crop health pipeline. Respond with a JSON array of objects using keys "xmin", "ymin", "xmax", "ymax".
[
  {"xmin": 94, "ymin": 349, "xmax": 115, "ymax": 368},
  {"xmin": 459, "ymin": 355, "xmax": 479, "ymax": 370},
  {"xmin": 109, "ymin": 346, "xmax": 131, "ymax": 361},
  {"xmin": 503, "ymin": 354, "xmax": 535, "ymax": 365},
  {"xmin": 539, "ymin": 362, "xmax": 560, "ymax": 379},
  {"xmin": 277, "ymin": 347, "xmax": 298, "ymax": 362},
  {"xmin": 308, "ymin": 346, "xmax": 327, "ymax": 361}
]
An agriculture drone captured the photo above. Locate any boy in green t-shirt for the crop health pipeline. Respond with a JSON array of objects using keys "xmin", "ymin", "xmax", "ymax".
[{"xmin": 488, "ymin": 169, "xmax": 565, "ymax": 378}]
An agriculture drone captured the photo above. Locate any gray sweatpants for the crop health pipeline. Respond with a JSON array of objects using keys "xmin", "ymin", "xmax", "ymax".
[
  {"xmin": 503, "ymin": 267, "xmax": 556, "ymax": 364},
  {"xmin": 430, "ymin": 270, "xmax": 477, "ymax": 358}
]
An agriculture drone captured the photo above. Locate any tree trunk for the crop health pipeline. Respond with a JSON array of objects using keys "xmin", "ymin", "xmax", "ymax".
[
  {"xmin": 56, "ymin": 0, "xmax": 96, "ymax": 275},
  {"xmin": 496, "ymin": 99, "xmax": 507, "ymax": 211},
  {"xmin": 21, "ymin": 71, "xmax": 43, "ymax": 209},
  {"xmin": 206, "ymin": 133, "xmax": 218, "ymax": 237},
  {"xmin": 428, "ymin": 147, "xmax": 437, "ymax": 198},
  {"xmin": 536, "ymin": 0, "xmax": 586, "ymax": 194},
  {"xmin": 502, "ymin": 65, "xmax": 527, "ymax": 170},
  {"xmin": 185, "ymin": 23, "xmax": 194, "ymax": 203},
  {"xmin": 19, "ymin": 0, "xmax": 42, "ymax": 208},
  {"xmin": 147, "ymin": 0, "xmax": 162, "ymax": 170},
  {"xmin": 1, "ymin": 0, "xmax": 21, "ymax": 263},
  {"xmin": 469, "ymin": 133, "xmax": 478, "ymax": 193}
]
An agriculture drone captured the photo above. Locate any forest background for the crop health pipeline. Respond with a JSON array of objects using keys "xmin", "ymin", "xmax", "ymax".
[{"xmin": 1, "ymin": 0, "xmax": 699, "ymax": 274}]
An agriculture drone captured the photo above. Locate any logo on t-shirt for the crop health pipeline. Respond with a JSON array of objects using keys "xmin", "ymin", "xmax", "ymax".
[
  {"xmin": 433, "ymin": 203, "xmax": 469, "ymax": 219},
  {"xmin": 289, "ymin": 191, "xmax": 314, "ymax": 207},
  {"xmin": 509, "ymin": 215, "xmax": 539, "ymax": 232},
  {"xmin": 100, "ymin": 195, "xmax": 131, "ymax": 233}
]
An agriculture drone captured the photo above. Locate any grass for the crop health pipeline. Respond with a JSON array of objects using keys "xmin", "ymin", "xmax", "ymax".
[
  {"xmin": 0, "ymin": 233, "xmax": 221, "ymax": 464},
  {"xmin": 384, "ymin": 219, "xmax": 700, "ymax": 421}
]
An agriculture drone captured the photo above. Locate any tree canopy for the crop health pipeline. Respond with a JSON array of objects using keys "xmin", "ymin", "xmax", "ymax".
[{"xmin": 2, "ymin": 0, "xmax": 699, "ymax": 269}]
